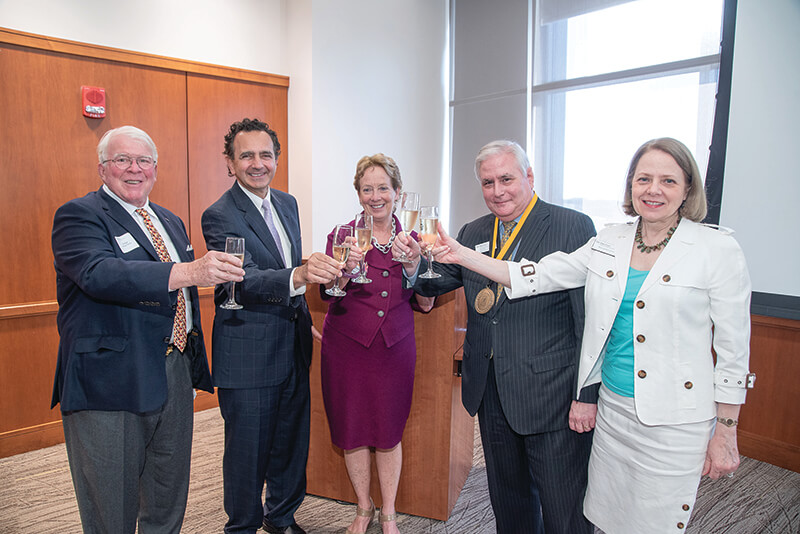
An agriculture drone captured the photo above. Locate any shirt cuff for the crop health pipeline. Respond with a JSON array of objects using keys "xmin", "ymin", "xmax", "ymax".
[
  {"xmin": 403, "ymin": 262, "xmax": 421, "ymax": 286},
  {"xmin": 505, "ymin": 259, "xmax": 537, "ymax": 299},
  {"xmin": 289, "ymin": 267, "xmax": 306, "ymax": 297}
]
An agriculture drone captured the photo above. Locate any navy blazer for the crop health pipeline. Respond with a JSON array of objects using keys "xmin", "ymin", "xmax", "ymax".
[
  {"xmin": 413, "ymin": 199, "xmax": 596, "ymax": 434},
  {"xmin": 201, "ymin": 184, "xmax": 313, "ymax": 389},
  {"xmin": 51, "ymin": 188, "xmax": 211, "ymax": 414}
]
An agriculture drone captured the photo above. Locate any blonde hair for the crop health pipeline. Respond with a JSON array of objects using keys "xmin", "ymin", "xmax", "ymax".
[{"xmin": 353, "ymin": 153, "xmax": 403, "ymax": 192}]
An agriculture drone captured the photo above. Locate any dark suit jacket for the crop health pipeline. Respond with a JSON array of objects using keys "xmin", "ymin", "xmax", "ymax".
[
  {"xmin": 201, "ymin": 184, "xmax": 312, "ymax": 389},
  {"xmin": 413, "ymin": 199, "xmax": 597, "ymax": 434},
  {"xmin": 51, "ymin": 188, "xmax": 212, "ymax": 414}
]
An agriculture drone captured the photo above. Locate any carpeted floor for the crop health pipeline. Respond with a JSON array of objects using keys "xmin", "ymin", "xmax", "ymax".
[{"xmin": 1, "ymin": 408, "xmax": 797, "ymax": 533}]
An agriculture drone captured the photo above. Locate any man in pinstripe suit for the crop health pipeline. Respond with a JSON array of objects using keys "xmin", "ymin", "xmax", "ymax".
[
  {"xmin": 202, "ymin": 119, "xmax": 341, "ymax": 534},
  {"xmin": 398, "ymin": 140, "xmax": 598, "ymax": 533}
]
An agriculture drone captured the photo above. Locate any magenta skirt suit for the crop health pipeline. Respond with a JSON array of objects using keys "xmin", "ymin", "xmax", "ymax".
[{"xmin": 320, "ymin": 217, "xmax": 420, "ymax": 450}]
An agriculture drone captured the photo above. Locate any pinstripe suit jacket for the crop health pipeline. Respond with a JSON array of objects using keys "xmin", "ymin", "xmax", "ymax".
[
  {"xmin": 413, "ymin": 199, "xmax": 596, "ymax": 434},
  {"xmin": 201, "ymin": 184, "xmax": 312, "ymax": 389}
]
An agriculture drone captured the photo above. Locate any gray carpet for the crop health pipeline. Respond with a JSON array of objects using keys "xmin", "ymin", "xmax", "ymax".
[{"xmin": 0, "ymin": 408, "xmax": 797, "ymax": 533}]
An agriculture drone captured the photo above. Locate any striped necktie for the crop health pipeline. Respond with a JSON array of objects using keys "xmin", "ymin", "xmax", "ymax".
[{"xmin": 135, "ymin": 208, "xmax": 187, "ymax": 352}]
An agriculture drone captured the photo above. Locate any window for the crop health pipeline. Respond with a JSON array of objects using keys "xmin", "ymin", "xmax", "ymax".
[{"xmin": 531, "ymin": 0, "xmax": 724, "ymax": 229}]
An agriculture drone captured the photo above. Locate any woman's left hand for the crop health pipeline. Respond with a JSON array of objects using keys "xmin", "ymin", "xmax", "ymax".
[
  {"xmin": 344, "ymin": 236, "xmax": 362, "ymax": 272},
  {"xmin": 702, "ymin": 425, "xmax": 740, "ymax": 479}
]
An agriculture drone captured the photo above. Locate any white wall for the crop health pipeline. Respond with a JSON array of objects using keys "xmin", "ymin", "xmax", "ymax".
[
  {"xmin": 0, "ymin": 0, "xmax": 287, "ymax": 74},
  {"xmin": 284, "ymin": 0, "xmax": 315, "ymax": 252},
  {"xmin": 310, "ymin": 1, "xmax": 449, "ymax": 250},
  {"xmin": 720, "ymin": 0, "xmax": 800, "ymax": 297},
  {"xmin": 0, "ymin": 0, "xmax": 449, "ymax": 254}
]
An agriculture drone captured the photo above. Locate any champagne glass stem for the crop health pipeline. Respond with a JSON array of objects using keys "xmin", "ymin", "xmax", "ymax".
[{"xmin": 400, "ymin": 231, "xmax": 410, "ymax": 262}]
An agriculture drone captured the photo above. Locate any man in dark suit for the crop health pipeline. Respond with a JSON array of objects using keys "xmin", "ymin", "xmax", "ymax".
[
  {"xmin": 51, "ymin": 126, "xmax": 245, "ymax": 534},
  {"xmin": 201, "ymin": 118, "xmax": 340, "ymax": 534},
  {"xmin": 395, "ymin": 140, "xmax": 598, "ymax": 533}
]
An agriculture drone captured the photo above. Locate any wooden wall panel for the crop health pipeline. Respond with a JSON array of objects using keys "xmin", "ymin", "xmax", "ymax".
[
  {"xmin": 0, "ymin": 42, "xmax": 188, "ymax": 456},
  {"xmin": 0, "ymin": 314, "xmax": 60, "ymax": 433},
  {"xmin": 186, "ymin": 74, "xmax": 289, "ymax": 259},
  {"xmin": 738, "ymin": 315, "xmax": 800, "ymax": 472},
  {"xmin": 0, "ymin": 43, "xmax": 188, "ymax": 306},
  {"xmin": 0, "ymin": 30, "xmax": 287, "ymax": 458}
]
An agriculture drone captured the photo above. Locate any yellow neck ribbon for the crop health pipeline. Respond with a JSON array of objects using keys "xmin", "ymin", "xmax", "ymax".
[{"xmin": 491, "ymin": 193, "xmax": 538, "ymax": 260}]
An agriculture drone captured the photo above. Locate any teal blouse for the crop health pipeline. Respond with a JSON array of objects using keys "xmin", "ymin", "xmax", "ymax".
[{"xmin": 601, "ymin": 267, "xmax": 649, "ymax": 397}]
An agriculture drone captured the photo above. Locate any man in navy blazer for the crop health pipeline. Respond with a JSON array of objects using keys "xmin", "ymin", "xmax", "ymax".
[
  {"xmin": 51, "ymin": 126, "xmax": 244, "ymax": 534},
  {"xmin": 396, "ymin": 140, "xmax": 598, "ymax": 534},
  {"xmin": 201, "ymin": 118, "xmax": 340, "ymax": 534}
]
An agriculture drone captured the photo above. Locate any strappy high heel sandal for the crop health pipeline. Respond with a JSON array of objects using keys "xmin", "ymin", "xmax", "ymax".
[
  {"xmin": 345, "ymin": 498, "xmax": 375, "ymax": 534},
  {"xmin": 379, "ymin": 509, "xmax": 399, "ymax": 533}
]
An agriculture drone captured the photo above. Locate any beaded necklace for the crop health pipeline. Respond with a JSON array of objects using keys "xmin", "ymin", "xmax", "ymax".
[
  {"xmin": 635, "ymin": 216, "xmax": 680, "ymax": 253},
  {"xmin": 371, "ymin": 217, "xmax": 396, "ymax": 254}
]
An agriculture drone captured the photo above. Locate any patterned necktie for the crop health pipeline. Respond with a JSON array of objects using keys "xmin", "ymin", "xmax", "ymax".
[
  {"xmin": 135, "ymin": 208, "xmax": 187, "ymax": 352},
  {"xmin": 261, "ymin": 198, "xmax": 287, "ymax": 266},
  {"xmin": 496, "ymin": 220, "xmax": 518, "ymax": 302}
]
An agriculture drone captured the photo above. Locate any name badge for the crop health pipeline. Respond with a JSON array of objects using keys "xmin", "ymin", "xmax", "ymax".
[
  {"xmin": 591, "ymin": 239, "xmax": 615, "ymax": 257},
  {"xmin": 475, "ymin": 241, "xmax": 490, "ymax": 254},
  {"xmin": 115, "ymin": 232, "xmax": 140, "ymax": 253}
]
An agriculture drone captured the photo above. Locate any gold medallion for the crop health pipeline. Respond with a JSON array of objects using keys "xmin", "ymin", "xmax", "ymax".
[{"xmin": 474, "ymin": 287, "xmax": 495, "ymax": 314}]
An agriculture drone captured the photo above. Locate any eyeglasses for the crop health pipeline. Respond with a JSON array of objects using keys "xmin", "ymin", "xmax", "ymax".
[{"xmin": 102, "ymin": 155, "xmax": 156, "ymax": 170}]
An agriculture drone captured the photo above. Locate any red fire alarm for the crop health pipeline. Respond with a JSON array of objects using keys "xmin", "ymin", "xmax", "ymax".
[{"xmin": 81, "ymin": 86, "xmax": 106, "ymax": 118}]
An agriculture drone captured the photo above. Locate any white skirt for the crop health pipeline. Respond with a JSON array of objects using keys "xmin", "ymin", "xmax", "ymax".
[{"xmin": 584, "ymin": 385, "xmax": 715, "ymax": 534}]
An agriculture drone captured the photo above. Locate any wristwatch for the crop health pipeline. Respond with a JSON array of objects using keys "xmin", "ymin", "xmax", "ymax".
[{"xmin": 716, "ymin": 417, "xmax": 738, "ymax": 427}]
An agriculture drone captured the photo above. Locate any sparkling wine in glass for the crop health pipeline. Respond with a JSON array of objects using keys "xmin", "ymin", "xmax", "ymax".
[
  {"xmin": 418, "ymin": 206, "xmax": 441, "ymax": 279},
  {"xmin": 353, "ymin": 213, "xmax": 373, "ymax": 284},
  {"xmin": 325, "ymin": 224, "xmax": 353, "ymax": 297},
  {"xmin": 220, "ymin": 237, "xmax": 245, "ymax": 310},
  {"xmin": 393, "ymin": 191, "xmax": 419, "ymax": 263}
]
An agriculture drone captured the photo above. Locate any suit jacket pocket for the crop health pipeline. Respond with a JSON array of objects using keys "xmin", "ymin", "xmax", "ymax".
[
  {"xmin": 586, "ymin": 252, "xmax": 618, "ymax": 281},
  {"xmin": 74, "ymin": 336, "xmax": 127, "ymax": 353},
  {"xmin": 71, "ymin": 336, "xmax": 136, "ymax": 408},
  {"xmin": 525, "ymin": 348, "xmax": 575, "ymax": 373}
]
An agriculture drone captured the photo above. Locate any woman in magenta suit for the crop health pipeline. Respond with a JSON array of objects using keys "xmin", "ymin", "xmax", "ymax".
[{"xmin": 320, "ymin": 154, "xmax": 434, "ymax": 534}]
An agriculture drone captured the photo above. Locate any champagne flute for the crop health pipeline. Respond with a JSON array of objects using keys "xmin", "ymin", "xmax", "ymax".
[
  {"xmin": 353, "ymin": 213, "xmax": 373, "ymax": 284},
  {"xmin": 393, "ymin": 191, "xmax": 419, "ymax": 263},
  {"xmin": 418, "ymin": 206, "xmax": 441, "ymax": 279},
  {"xmin": 220, "ymin": 237, "xmax": 245, "ymax": 310},
  {"xmin": 325, "ymin": 224, "xmax": 353, "ymax": 297}
]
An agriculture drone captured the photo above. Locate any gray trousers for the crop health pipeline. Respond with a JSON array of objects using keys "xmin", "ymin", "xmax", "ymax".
[{"xmin": 62, "ymin": 348, "xmax": 194, "ymax": 534}]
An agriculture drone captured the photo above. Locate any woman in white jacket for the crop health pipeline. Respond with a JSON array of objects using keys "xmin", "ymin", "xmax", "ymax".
[{"xmin": 430, "ymin": 138, "xmax": 753, "ymax": 533}]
